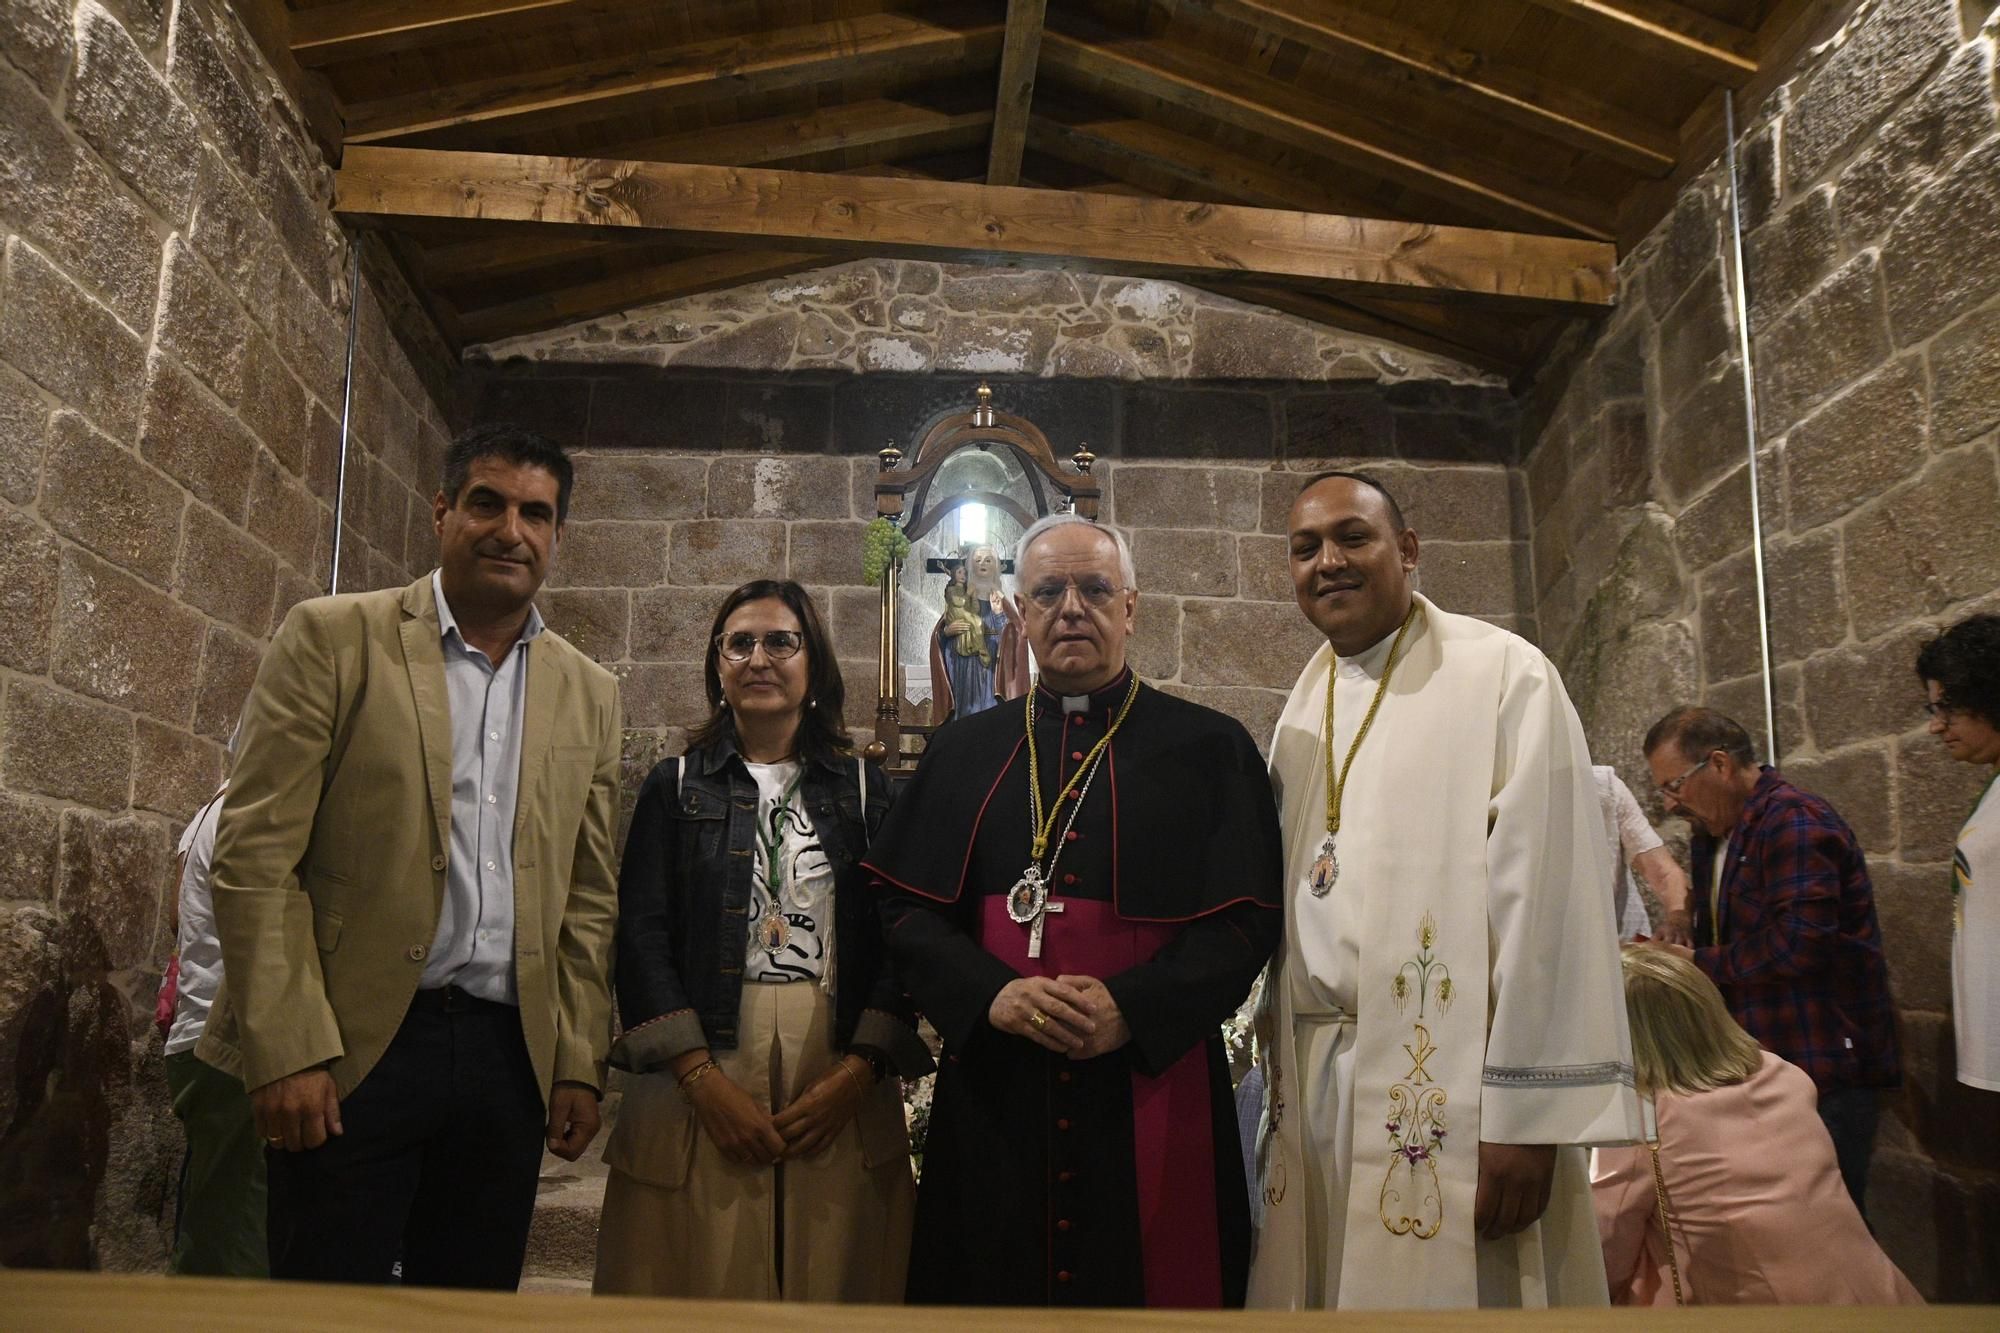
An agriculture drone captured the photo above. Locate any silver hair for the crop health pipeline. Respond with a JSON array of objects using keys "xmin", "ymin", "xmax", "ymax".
[{"xmin": 1014, "ymin": 512, "xmax": 1138, "ymax": 590}]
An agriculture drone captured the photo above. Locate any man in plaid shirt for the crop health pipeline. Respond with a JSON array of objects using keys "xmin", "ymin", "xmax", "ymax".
[{"xmin": 1642, "ymin": 706, "xmax": 1901, "ymax": 1214}]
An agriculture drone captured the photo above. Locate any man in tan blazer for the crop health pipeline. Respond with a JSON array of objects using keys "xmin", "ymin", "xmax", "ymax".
[{"xmin": 199, "ymin": 424, "xmax": 621, "ymax": 1288}]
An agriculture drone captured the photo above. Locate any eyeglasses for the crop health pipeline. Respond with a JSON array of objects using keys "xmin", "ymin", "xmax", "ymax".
[
  {"xmin": 1658, "ymin": 756, "xmax": 1711, "ymax": 797},
  {"xmin": 1024, "ymin": 577, "xmax": 1128, "ymax": 611},
  {"xmin": 716, "ymin": 630, "xmax": 804, "ymax": 662}
]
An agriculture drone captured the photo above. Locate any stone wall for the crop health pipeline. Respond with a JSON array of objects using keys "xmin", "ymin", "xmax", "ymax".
[
  {"xmin": 0, "ymin": 0, "xmax": 449, "ymax": 1269},
  {"xmin": 1521, "ymin": 0, "xmax": 2000, "ymax": 1299},
  {"xmin": 459, "ymin": 364, "xmax": 1524, "ymax": 772},
  {"xmin": 470, "ymin": 260, "xmax": 1501, "ymax": 389}
]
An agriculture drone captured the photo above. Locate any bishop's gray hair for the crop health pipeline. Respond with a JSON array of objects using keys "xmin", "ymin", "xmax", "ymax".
[{"xmin": 1014, "ymin": 512, "xmax": 1138, "ymax": 590}]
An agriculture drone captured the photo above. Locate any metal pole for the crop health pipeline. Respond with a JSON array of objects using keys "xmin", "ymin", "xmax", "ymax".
[
  {"xmin": 328, "ymin": 249, "xmax": 363, "ymax": 594},
  {"xmin": 1723, "ymin": 91, "xmax": 1780, "ymax": 767}
]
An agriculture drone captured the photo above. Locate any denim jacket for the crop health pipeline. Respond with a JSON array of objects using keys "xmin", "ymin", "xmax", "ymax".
[{"xmin": 608, "ymin": 729, "xmax": 933, "ymax": 1078}]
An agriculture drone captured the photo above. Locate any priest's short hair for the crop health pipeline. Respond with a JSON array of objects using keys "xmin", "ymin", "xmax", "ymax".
[{"xmin": 1015, "ymin": 512, "xmax": 1137, "ymax": 589}]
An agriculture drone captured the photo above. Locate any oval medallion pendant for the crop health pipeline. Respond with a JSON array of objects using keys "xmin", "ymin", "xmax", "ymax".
[
  {"xmin": 756, "ymin": 910, "xmax": 791, "ymax": 953},
  {"xmin": 1308, "ymin": 834, "xmax": 1339, "ymax": 898}
]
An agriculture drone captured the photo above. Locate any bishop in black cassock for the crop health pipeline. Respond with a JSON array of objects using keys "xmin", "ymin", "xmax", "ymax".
[{"xmin": 864, "ymin": 515, "xmax": 1282, "ymax": 1308}]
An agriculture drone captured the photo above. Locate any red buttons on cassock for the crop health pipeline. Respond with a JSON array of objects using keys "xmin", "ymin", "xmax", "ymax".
[
  {"xmin": 1057, "ymin": 1219, "xmax": 1072, "ymax": 1232},
  {"xmin": 1057, "ymin": 1118, "xmax": 1071, "ymax": 1131},
  {"xmin": 1064, "ymin": 830, "xmax": 1080, "ymax": 843},
  {"xmin": 1058, "ymin": 1070, "xmax": 1072, "ymax": 1084},
  {"xmin": 1057, "ymin": 1271, "xmax": 1072, "ymax": 1284},
  {"xmin": 1057, "ymin": 1170, "xmax": 1076, "ymax": 1183},
  {"xmin": 1062, "ymin": 873, "xmax": 1079, "ymax": 886},
  {"xmin": 1070, "ymin": 750, "xmax": 1084, "ymax": 761}
]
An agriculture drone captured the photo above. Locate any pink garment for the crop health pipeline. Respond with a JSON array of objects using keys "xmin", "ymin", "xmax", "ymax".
[{"xmin": 1592, "ymin": 1051, "xmax": 1922, "ymax": 1306}]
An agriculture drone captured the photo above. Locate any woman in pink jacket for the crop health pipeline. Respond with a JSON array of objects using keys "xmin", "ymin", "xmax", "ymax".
[{"xmin": 1592, "ymin": 948, "xmax": 1922, "ymax": 1306}]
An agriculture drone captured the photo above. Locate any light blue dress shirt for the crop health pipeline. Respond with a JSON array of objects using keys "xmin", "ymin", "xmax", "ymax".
[{"xmin": 422, "ymin": 569, "xmax": 544, "ymax": 1004}]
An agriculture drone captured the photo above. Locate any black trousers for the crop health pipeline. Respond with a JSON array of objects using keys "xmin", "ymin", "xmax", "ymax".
[{"xmin": 266, "ymin": 987, "xmax": 545, "ymax": 1289}]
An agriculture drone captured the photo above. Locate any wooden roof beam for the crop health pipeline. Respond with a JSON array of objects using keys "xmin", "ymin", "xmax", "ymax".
[
  {"xmin": 342, "ymin": 11, "xmax": 1004, "ymax": 145},
  {"xmin": 290, "ymin": 0, "xmax": 599, "ymax": 67},
  {"xmin": 1518, "ymin": 0, "xmax": 1759, "ymax": 85},
  {"xmin": 987, "ymin": 0, "xmax": 1049, "ymax": 186},
  {"xmin": 335, "ymin": 145, "xmax": 1617, "ymax": 309},
  {"xmin": 419, "ymin": 160, "xmax": 963, "ymax": 283},
  {"xmin": 1190, "ymin": 0, "xmax": 1677, "ymax": 174},
  {"xmin": 228, "ymin": 0, "xmax": 347, "ymax": 162},
  {"xmin": 1205, "ymin": 281, "xmax": 1526, "ymax": 377},
  {"xmin": 1038, "ymin": 30, "xmax": 1616, "ymax": 239}
]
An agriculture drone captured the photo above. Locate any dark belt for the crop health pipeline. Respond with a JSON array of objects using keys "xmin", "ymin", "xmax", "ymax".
[{"xmin": 408, "ymin": 984, "xmax": 516, "ymax": 1014}]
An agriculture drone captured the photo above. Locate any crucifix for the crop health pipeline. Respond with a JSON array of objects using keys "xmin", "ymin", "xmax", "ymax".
[
  {"xmin": 1007, "ymin": 872, "xmax": 1065, "ymax": 959},
  {"xmin": 1026, "ymin": 897, "xmax": 1064, "ymax": 959}
]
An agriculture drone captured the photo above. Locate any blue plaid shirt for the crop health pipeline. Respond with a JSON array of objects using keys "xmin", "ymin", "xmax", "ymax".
[{"xmin": 1691, "ymin": 768, "xmax": 1901, "ymax": 1091}]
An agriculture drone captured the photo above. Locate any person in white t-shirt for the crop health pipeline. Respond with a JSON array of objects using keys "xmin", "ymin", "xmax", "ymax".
[
  {"xmin": 1592, "ymin": 766, "xmax": 1694, "ymax": 944},
  {"xmin": 1915, "ymin": 614, "xmax": 2000, "ymax": 1093},
  {"xmin": 163, "ymin": 769, "xmax": 267, "ymax": 1276}
]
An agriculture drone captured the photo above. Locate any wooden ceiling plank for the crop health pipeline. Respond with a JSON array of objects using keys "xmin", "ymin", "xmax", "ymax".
[
  {"xmin": 455, "ymin": 248, "xmax": 825, "ymax": 343},
  {"xmin": 1028, "ymin": 116, "xmax": 1403, "ymax": 223},
  {"xmin": 1517, "ymin": 0, "xmax": 1759, "ymax": 85},
  {"xmin": 335, "ymin": 145, "xmax": 1617, "ymax": 308},
  {"xmin": 291, "ymin": 0, "xmax": 589, "ymax": 68},
  {"xmin": 1039, "ymin": 30, "xmax": 1616, "ymax": 239},
  {"xmin": 600, "ymin": 99, "xmax": 991, "ymax": 171},
  {"xmin": 1191, "ymin": 0, "xmax": 1676, "ymax": 174},
  {"xmin": 986, "ymin": 0, "xmax": 1049, "ymax": 186},
  {"xmin": 343, "ymin": 11, "xmax": 1004, "ymax": 145}
]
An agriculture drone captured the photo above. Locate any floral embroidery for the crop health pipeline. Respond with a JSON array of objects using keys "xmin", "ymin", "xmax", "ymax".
[{"xmin": 1381, "ymin": 917, "xmax": 1451, "ymax": 1240}]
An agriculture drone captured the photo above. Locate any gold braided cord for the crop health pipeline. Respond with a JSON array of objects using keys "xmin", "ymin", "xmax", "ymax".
[
  {"xmin": 1026, "ymin": 675, "xmax": 1142, "ymax": 860},
  {"xmin": 1648, "ymin": 1144, "xmax": 1687, "ymax": 1306},
  {"xmin": 1323, "ymin": 602, "xmax": 1421, "ymax": 837}
]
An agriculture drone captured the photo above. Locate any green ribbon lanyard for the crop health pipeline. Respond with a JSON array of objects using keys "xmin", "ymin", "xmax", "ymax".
[{"xmin": 757, "ymin": 768, "xmax": 806, "ymax": 905}]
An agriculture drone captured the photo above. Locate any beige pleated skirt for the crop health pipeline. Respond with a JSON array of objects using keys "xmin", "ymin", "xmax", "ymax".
[{"xmin": 593, "ymin": 982, "xmax": 915, "ymax": 1301}]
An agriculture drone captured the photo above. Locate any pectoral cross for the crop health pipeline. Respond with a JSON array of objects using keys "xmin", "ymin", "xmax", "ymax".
[{"xmin": 1027, "ymin": 899, "xmax": 1064, "ymax": 959}]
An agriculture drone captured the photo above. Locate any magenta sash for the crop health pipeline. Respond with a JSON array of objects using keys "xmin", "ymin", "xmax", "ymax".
[{"xmin": 979, "ymin": 896, "xmax": 1223, "ymax": 1308}]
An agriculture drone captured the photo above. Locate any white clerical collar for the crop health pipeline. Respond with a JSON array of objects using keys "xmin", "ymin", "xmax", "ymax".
[
  {"xmin": 1335, "ymin": 617, "xmax": 1405, "ymax": 679},
  {"xmin": 1061, "ymin": 695, "xmax": 1090, "ymax": 714}
]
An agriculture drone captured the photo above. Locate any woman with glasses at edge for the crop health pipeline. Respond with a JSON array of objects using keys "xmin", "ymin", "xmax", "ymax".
[
  {"xmin": 594, "ymin": 580, "xmax": 933, "ymax": 1301},
  {"xmin": 1916, "ymin": 613, "xmax": 2000, "ymax": 1098}
]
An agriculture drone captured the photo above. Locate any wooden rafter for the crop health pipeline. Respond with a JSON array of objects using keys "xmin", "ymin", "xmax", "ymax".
[
  {"xmin": 1024, "ymin": 129, "xmax": 1537, "ymax": 372},
  {"xmin": 290, "ymin": 0, "xmax": 598, "ymax": 67},
  {"xmin": 1039, "ymin": 30, "xmax": 1616, "ymax": 239},
  {"xmin": 987, "ymin": 0, "xmax": 1049, "ymax": 187},
  {"xmin": 343, "ymin": 11, "xmax": 1004, "ymax": 144},
  {"xmin": 334, "ymin": 146, "xmax": 1617, "ymax": 309},
  {"xmin": 1189, "ymin": 0, "xmax": 1677, "ymax": 175},
  {"xmin": 1518, "ymin": 0, "xmax": 1759, "ymax": 85}
]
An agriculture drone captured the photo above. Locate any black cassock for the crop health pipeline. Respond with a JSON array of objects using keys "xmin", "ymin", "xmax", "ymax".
[{"xmin": 865, "ymin": 672, "xmax": 1282, "ymax": 1308}]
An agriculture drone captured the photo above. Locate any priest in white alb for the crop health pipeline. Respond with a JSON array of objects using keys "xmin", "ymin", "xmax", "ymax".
[{"xmin": 1247, "ymin": 472, "xmax": 1643, "ymax": 1309}]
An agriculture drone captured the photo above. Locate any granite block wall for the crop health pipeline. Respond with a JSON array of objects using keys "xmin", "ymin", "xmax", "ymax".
[
  {"xmin": 1522, "ymin": 0, "xmax": 2000, "ymax": 1298},
  {"xmin": 0, "ymin": 0, "xmax": 449, "ymax": 1269}
]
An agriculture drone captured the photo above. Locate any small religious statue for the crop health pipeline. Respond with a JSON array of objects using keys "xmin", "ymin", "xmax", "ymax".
[{"xmin": 929, "ymin": 542, "xmax": 1029, "ymax": 723}]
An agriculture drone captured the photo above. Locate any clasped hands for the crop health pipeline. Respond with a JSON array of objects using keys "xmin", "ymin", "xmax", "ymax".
[
  {"xmin": 683, "ymin": 1054, "xmax": 874, "ymax": 1167},
  {"xmin": 988, "ymin": 974, "xmax": 1130, "ymax": 1059}
]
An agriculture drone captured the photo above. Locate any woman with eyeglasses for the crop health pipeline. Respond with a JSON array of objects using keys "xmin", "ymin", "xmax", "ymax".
[
  {"xmin": 1916, "ymin": 613, "xmax": 2000, "ymax": 1096},
  {"xmin": 594, "ymin": 580, "xmax": 933, "ymax": 1300}
]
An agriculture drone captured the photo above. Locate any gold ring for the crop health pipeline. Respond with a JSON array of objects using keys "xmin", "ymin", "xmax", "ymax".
[
  {"xmin": 265, "ymin": 1136, "xmax": 284, "ymax": 1146},
  {"xmin": 1029, "ymin": 1010, "xmax": 1048, "ymax": 1029}
]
